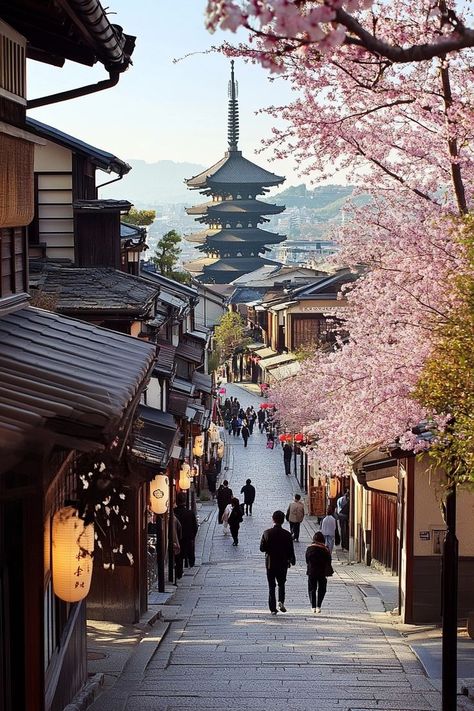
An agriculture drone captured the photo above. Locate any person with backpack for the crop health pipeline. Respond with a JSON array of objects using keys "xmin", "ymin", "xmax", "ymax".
[
  {"xmin": 320, "ymin": 507, "xmax": 337, "ymax": 552},
  {"xmin": 240, "ymin": 478, "xmax": 256, "ymax": 515},
  {"xmin": 286, "ymin": 493, "xmax": 305, "ymax": 542},
  {"xmin": 228, "ymin": 497, "xmax": 244, "ymax": 546}
]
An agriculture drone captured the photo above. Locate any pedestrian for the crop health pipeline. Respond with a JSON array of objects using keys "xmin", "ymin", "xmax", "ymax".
[
  {"xmin": 216, "ymin": 480, "xmax": 233, "ymax": 523},
  {"xmin": 257, "ymin": 408, "xmax": 266, "ymax": 433},
  {"xmin": 240, "ymin": 478, "xmax": 256, "ymax": 515},
  {"xmin": 248, "ymin": 409, "xmax": 256, "ymax": 434},
  {"xmin": 241, "ymin": 423, "xmax": 250, "ymax": 447},
  {"xmin": 222, "ymin": 501, "xmax": 232, "ymax": 534},
  {"xmin": 305, "ymin": 531, "xmax": 333, "ymax": 613},
  {"xmin": 260, "ymin": 510, "xmax": 296, "ymax": 615},
  {"xmin": 283, "ymin": 442, "xmax": 292, "ymax": 476},
  {"xmin": 231, "ymin": 415, "xmax": 238, "ymax": 436},
  {"xmin": 174, "ymin": 492, "xmax": 198, "ymax": 580},
  {"xmin": 205, "ymin": 462, "xmax": 218, "ymax": 499},
  {"xmin": 286, "ymin": 493, "xmax": 305, "ymax": 542},
  {"xmin": 236, "ymin": 416, "xmax": 242, "ymax": 436},
  {"xmin": 337, "ymin": 489, "xmax": 350, "ymax": 550},
  {"xmin": 320, "ymin": 507, "xmax": 337, "ymax": 552},
  {"xmin": 266, "ymin": 427, "xmax": 275, "ymax": 449},
  {"xmin": 228, "ymin": 497, "xmax": 244, "ymax": 546}
]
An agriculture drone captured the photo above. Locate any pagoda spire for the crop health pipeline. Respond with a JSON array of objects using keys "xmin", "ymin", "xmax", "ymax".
[{"xmin": 227, "ymin": 60, "xmax": 239, "ymax": 152}]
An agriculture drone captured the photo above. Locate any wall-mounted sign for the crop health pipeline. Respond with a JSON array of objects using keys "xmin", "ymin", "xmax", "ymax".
[
  {"xmin": 419, "ymin": 531, "xmax": 431, "ymax": 540},
  {"xmin": 300, "ymin": 305, "xmax": 343, "ymax": 313}
]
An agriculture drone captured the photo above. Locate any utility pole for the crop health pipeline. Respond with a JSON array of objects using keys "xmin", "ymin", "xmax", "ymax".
[{"xmin": 442, "ymin": 483, "xmax": 458, "ymax": 711}]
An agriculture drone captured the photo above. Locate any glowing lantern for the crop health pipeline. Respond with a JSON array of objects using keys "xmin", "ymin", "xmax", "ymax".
[
  {"xmin": 192, "ymin": 435, "xmax": 204, "ymax": 458},
  {"xmin": 217, "ymin": 440, "xmax": 225, "ymax": 460},
  {"xmin": 52, "ymin": 506, "xmax": 94, "ymax": 603},
  {"xmin": 179, "ymin": 463, "xmax": 191, "ymax": 490},
  {"xmin": 150, "ymin": 474, "xmax": 169, "ymax": 514},
  {"xmin": 208, "ymin": 423, "xmax": 220, "ymax": 444}
]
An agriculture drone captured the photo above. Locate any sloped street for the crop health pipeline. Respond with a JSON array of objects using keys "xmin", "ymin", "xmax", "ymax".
[{"xmin": 89, "ymin": 384, "xmax": 445, "ymax": 711}]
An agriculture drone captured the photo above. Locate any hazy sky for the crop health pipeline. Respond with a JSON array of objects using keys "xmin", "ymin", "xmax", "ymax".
[{"xmin": 27, "ymin": 1, "xmax": 308, "ymax": 184}]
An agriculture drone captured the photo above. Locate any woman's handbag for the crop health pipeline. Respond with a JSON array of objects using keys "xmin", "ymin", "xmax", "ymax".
[
  {"xmin": 325, "ymin": 561, "xmax": 334, "ymax": 577},
  {"xmin": 266, "ymin": 440, "xmax": 274, "ymax": 449},
  {"xmin": 334, "ymin": 522, "xmax": 341, "ymax": 547}
]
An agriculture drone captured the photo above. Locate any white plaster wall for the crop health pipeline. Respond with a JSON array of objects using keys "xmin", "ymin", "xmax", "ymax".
[
  {"xmin": 34, "ymin": 140, "xmax": 72, "ymax": 172},
  {"xmin": 413, "ymin": 456, "xmax": 474, "ymax": 557}
]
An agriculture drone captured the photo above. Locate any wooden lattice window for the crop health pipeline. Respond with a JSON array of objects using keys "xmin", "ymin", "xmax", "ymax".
[{"xmin": 0, "ymin": 226, "xmax": 27, "ymax": 298}]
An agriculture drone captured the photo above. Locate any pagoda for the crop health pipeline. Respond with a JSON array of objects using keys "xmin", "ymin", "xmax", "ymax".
[{"xmin": 185, "ymin": 62, "xmax": 286, "ymax": 284}]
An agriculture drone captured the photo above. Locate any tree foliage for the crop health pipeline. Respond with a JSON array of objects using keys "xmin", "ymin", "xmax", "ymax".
[
  {"xmin": 125, "ymin": 208, "xmax": 156, "ymax": 226},
  {"xmin": 152, "ymin": 230, "xmax": 183, "ymax": 277},
  {"xmin": 214, "ymin": 311, "xmax": 249, "ymax": 362},
  {"xmin": 415, "ymin": 218, "xmax": 474, "ymax": 484}
]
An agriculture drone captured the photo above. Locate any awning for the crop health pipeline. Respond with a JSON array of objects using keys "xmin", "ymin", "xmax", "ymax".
[
  {"xmin": 185, "ymin": 403, "xmax": 210, "ymax": 427},
  {"xmin": 176, "ymin": 340, "xmax": 204, "ymax": 364},
  {"xmin": 254, "ymin": 346, "xmax": 276, "ymax": 359},
  {"xmin": 267, "ymin": 361, "xmax": 301, "ymax": 382},
  {"xmin": 172, "ymin": 377, "xmax": 196, "ymax": 396},
  {"xmin": 192, "ymin": 371, "xmax": 212, "ymax": 394},
  {"xmin": 0, "ymin": 306, "xmax": 156, "ymax": 465},
  {"xmin": 356, "ymin": 458, "xmax": 399, "ymax": 496},
  {"xmin": 168, "ymin": 391, "xmax": 191, "ymax": 418},
  {"xmin": 260, "ymin": 353, "xmax": 297, "ymax": 371},
  {"xmin": 154, "ymin": 339, "xmax": 176, "ymax": 378},
  {"xmin": 131, "ymin": 405, "xmax": 178, "ymax": 469}
]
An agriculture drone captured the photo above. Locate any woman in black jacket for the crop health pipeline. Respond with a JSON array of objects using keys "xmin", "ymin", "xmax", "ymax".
[
  {"xmin": 305, "ymin": 531, "xmax": 332, "ymax": 614},
  {"xmin": 228, "ymin": 497, "xmax": 244, "ymax": 546}
]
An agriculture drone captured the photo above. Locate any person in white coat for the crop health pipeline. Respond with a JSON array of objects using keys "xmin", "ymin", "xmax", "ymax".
[{"xmin": 320, "ymin": 507, "xmax": 337, "ymax": 553}]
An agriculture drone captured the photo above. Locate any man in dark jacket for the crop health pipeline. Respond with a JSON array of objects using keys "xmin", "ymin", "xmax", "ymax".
[
  {"xmin": 260, "ymin": 510, "xmax": 296, "ymax": 615},
  {"xmin": 174, "ymin": 492, "xmax": 199, "ymax": 580},
  {"xmin": 240, "ymin": 478, "xmax": 256, "ymax": 515},
  {"xmin": 283, "ymin": 442, "xmax": 293, "ymax": 476},
  {"xmin": 216, "ymin": 480, "xmax": 233, "ymax": 523}
]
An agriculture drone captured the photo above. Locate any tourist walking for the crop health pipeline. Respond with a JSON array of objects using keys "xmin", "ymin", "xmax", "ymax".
[
  {"xmin": 228, "ymin": 497, "xmax": 244, "ymax": 546},
  {"xmin": 286, "ymin": 493, "xmax": 305, "ymax": 542},
  {"xmin": 257, "ymin": 408, "xmax": 266, "ymax": 433},
  {"xmin": 248, "ymin": 408, "xmax": 256, "ymax": 434},
  {"xmin": 216, "ymin": 480, "xmax": 233, "ymax": 523},
  {"xmin": 320, "ymin": 507, "xmax": 337, "ymax": 552},
  {"xmin": 240, "ymin": 478, "xmax": 256, "ymax": 515},
  {"xmin": 305, "ymin": 531, "xmax": 332, "ymax": 613},
  {"xmin": 283, "ymin": 442, "xmax": 292, "ymax": 476},
  {"xmin": 337, "ymin": 489, "xmax": 350, "ymax": 550},
  {"xmin": 241, "ymin": 422, "xmax": 250, "ymax": 447},
  {"xmin": 260, "ymin": 510, "xmax": 296, "ymax": 614},
  {"xmin": 174, "ymin": 492, "xmax": 199, "ymax": 580}
]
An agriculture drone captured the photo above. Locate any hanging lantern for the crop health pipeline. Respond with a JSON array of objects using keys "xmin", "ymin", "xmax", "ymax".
[
  {"xmin": 192, "ymin": 435, "xmax": 204, "ymax": 458},
  {"xmin": 179, "ymin": 463, "xmax": 191, "ymax": 490},
  {"xmin": 52, "ymin": 506, "xmax": 94, "ymax": 603},
  {"xmin": 260, "ymin": 403, "xmax": 269, "ymax": 410},
  {"xmin": 217, "ymin": 440, "xmax": 225, "ymax": 460},
  {"xmin": 150, "ymin": 474, "xmax": 169, "ymax": 514},
  {"xmin": 329, "ymin": 477, "xmax": 339, "ymax": 498},
  {"xmin": 208, "ymin": 423, "xmax": 220, "ymax": 444},
  {"xmin": 294, "ymin": 433, "xmax": 304, "ymax": 443}
]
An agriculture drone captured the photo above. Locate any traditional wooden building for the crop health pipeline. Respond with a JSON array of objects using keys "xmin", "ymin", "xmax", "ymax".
[
  {"xmin": 185, "ymin": 62, "xmax": 286, "ymax": 284},
  {"xmin": 0, "ymin": 4, "xmax": 151, "ymax": 710}
]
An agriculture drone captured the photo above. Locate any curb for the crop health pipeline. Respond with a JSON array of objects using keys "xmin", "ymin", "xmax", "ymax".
[{"xmin": 63, "ymin": 674, "xmax": 104, "ymax": 711}]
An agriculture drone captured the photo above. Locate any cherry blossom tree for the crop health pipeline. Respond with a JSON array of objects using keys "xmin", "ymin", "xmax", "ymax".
[
  {"xmin": 206, "ymin": 1, "xmax": 474, "ymax": 67},
  {"xmin": 204, "ymin": 1, "xmax": 474, "ymax": 473}
]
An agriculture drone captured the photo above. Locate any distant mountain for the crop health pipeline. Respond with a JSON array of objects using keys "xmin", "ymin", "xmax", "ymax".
[
  {"xmin": 99, "ymin": 159, "xmax": 206, "ymax": 204},
  {"xmin": 273, "ymin": 183, "xmax": 355, "ymax": 210}
]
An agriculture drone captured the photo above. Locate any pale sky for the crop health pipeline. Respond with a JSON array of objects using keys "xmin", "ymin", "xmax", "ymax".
[{"xmin": 27, "ymin": 1, "xmax": 306, "ymax": 184}]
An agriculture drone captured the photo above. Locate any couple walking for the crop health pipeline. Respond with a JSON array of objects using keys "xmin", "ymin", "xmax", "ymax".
[{"xmin": 260, "ymin": 511, "xmax": 333, "ymax": 615}]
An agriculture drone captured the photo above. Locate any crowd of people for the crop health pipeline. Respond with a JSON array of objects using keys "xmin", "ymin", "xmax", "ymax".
[{"xmin": 166, "ymin": 391, "xmax": 350, "ymax": 616}]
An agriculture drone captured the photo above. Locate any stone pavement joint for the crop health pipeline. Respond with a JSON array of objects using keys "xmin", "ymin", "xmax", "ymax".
[{"xmin": 88, "ymin": 383, "xmax": 474, "ymax": 711}]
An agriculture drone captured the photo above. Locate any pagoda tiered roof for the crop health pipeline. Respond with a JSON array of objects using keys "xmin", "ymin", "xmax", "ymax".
[
  {"xmin": 187, "ymin": 151, "xmax": 284, "ymax": 190},
  {"xmin": 184, "ymin": 61, "xmax": 286, "ymax": 284}
]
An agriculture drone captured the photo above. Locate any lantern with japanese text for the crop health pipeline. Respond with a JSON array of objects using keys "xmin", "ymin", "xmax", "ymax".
[
  {"xmin": 178, "ymin": 463, "xmax": 191, "ymax": 490},
  {"xmin": 52, "ymin": 506, "xmax": 94, "ymax": 603},
  {"xmin": 217, "ymin": 440, "xmax": 225, "ymax": 460},
  {"xmin": 192, "ymin": 435, "xmax": 204, "ymax": 458},
  {"xmin": 150, "ymin": 474, "xmax": 169, "ymax": 515}
]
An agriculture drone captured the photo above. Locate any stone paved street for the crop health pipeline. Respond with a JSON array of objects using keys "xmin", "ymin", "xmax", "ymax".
[{"xmin": 90, "ymin": 383, "xmax": 444, "ymax": 711}]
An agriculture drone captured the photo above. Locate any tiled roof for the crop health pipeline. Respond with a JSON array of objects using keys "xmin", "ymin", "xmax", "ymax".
[
  {"xmin": 206, "ymin": 228, "xmax": 286, "ymax": 245},
  {"xmin": 176, "ymin": 340, "xmax": 204, "ymax": 364},
  {"xmin": 228, "ymin": 287, "xmax": 267, "ymax": 304},
  {"xmin": 186, "ymin": 151, "xmax": 284, "ymax": 188},
  {"xmin": 32, "ymin": 265, "xmax": 158, "ymax": 317},
  {"xmin": 168, "ymin": 391, "xmax": 190, "ymax": 418},
  {"xmin": 207, "ymin": 199, "xmax": 285, "ymax": 216},
  {"xmin": 131, "ymin": 405, "xmax": 178, "ymax": 468},
  {"xmin": 203, "ymin": 257, "xmax": 280, "ymax": 274},
  {"xmin": 192, "ymin": 371, "xmax": 212, "ymax": 394},
  {"xmin": 0, "ymin": 306, "xmax": 155, "ymax": 468},
  {"xmin": 25, "ymin": 118, "xmax": 131, "ymax": 175}
]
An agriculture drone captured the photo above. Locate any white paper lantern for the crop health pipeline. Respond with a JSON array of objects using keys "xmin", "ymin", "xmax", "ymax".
[
  {"xmin": 192, "ymin": 435, "xmax": 204, "ymax": 458},
  {"xmin": 52, "ymin": 506, "xmax": 94, "ymax": 603},
  {"xmin": 217, "ymin": 440, "xmax": 225, "ymax": 460},
  {"xmin": 150, "ymin": 474, "xmax": 169, "ymax": 514},
  {"xmin": 179, "ymin": 463, "xmax": 191, "ymax": 490},
  {"xmin": 208, "ymin": 423, "xmax": 220, "ymax": 444}
]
